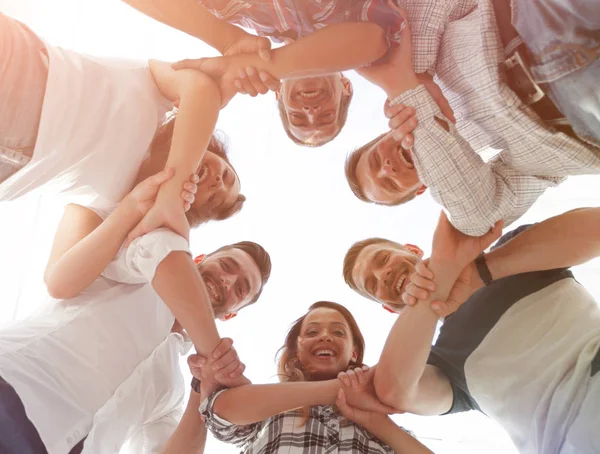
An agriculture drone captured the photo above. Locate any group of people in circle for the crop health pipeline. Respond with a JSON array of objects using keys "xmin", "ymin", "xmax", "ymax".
[{"xmin": 0, "ymin": 0, "xmax": 599, "ymax": 453}]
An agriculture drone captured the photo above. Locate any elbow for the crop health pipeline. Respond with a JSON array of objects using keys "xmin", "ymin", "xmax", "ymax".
[
  {"xmin": 45, "ymin": 279, "xmax": 78, "ymax": 300},
  {"xmin": 366, "ymin": 23, "xmax": 389, "ymax": 62},
  {"xmin": 374, "ymin": 368, "xmax": 414, "ymax": 413}
]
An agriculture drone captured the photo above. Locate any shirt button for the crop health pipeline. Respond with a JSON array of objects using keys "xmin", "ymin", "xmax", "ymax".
[
  {"xmin": 74, "ymin": 430, "xmax": 80, "ymax": 437},
  {"xmin": 67, "ymin": 437, "xmax": 72, "ymax": 443}
]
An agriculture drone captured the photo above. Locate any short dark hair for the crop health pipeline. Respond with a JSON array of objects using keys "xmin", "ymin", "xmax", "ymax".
[
  {"xmin": 277, "ymin": 83, "xmax": 354, "ymax": 148},
  {"xmin": 345, "ymin": 134, "xmax": 420, "ymax": 206},
  {"xmin": 342, "ymin": 237, "xmax": 403, "ymax": 293},
  {"xmin": 149, "ymin": 116, "xmax": 246, "ymax": 227},
  {"xmin": 208, "ymin": 241, "xmax": 272, "ymax": 306}
]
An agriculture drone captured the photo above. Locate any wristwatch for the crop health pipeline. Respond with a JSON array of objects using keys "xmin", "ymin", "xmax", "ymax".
[
  {"xmin": 474, "ymin": 253, "xmax": 493, "ymax": 285},
  {"xmin": 191, "ymin": 377, "xmax": 201, "ymax": 394}
]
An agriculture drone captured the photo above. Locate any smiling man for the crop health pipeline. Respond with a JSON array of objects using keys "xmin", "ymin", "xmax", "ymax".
[
  {"xmin": 343, "ymin": 238, "xmax": 423, "ymax": 312},
  {"xmin": 344, "ymin": 208, "xmax": 600, "ymax": 453},
  {"xmin": 0, "ymin": 233, "xmax": 271, "ymax": 453},
  {"xmin": 276, "ymin": 74, "xmax": 353, "ymax": 147}
]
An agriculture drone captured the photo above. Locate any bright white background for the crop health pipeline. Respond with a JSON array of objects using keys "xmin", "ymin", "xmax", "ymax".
[{"xmin": 1, "ymin": 1, "xmax": 599, "ymax": 453}]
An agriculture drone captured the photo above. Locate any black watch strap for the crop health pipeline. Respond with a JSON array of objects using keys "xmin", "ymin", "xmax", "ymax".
[
  {"xmin": 474, "ymin": 253, "xmax": 493, "ymax": 285},
  {"xmin": 191, "ymin": 377, "xmax": 201, "ymax": 394}
]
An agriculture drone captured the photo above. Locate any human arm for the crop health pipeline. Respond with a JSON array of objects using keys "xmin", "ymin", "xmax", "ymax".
[
  {"xmin": 375, "ymin": 212, "xmax": 502, "ymax": 414},
  {"xmin": 336, "ymin": 388, "xmax": 433, "ymax": 454},
  {"xmin": 404, "ymin": 207, "xmax": 600, "ymax": 316},
  {"xmin": 160, "ymin": 391, "xmax": 207, "ymax": 454},
  {"xmin": 121, "ymin": 0, "xmax": 246, "ymax": 55},
  {"xmin": 43, "ymin": 169, "xmax": 198, "ymax": 299},
  {"xmin": 174, "ymin": 21, "xmax": 389, "ymax": 82},
  {"xmin": 127, "ymin": 60, "xmax": 222, "ymax": 242}
]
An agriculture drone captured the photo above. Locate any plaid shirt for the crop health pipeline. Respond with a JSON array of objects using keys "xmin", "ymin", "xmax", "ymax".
[
  {"xmin": 197, "ymin": 0, "xmax": 405, "ymax": 46},
  {"xmin": 390, "ymin": 0, "xmax": 600, "ymax": 236},
  {"xmin": 200, "ymin": 390, "xmax": 396, "ymax": 453}
]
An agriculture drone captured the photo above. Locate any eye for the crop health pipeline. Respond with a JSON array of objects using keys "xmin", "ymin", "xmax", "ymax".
[
  {"xmin": 334, "ymin": 330, "xmax": 345, "ymax": 336},
  {"xmin": 306, "ymin": 330, "xmax": 318, "ymax": 336},
  {"xmin": 235, "ymin": 283, "xmax": 243, "ymax": 298},
  {"xmin": 381, "ymin": 253, "xmax": 390, "ymax": 266},
  {"xmin": 219, "ymin": 259, "xmax": 230, "ymax": 272}
]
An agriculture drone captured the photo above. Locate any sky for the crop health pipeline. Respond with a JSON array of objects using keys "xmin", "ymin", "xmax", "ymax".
[{"xmin": 1, "ymin": 1, "xmax": 599, "ymax": 453}]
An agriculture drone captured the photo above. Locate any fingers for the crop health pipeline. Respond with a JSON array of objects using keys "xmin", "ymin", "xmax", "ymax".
[
  {"xmin": 172, "ymin": 58, "xmax": 205, "ymax": 71},
  {"xmin": 481, "ymin": 219, "xmax": 504, "ymax": 249},
  {"xmin": 187, "ymin": 353, "xmax": 207, "ymax": 369},
  {"xmin": 431, "ymin": 299, "xmax": 456, "ymax": 318},
  {"xmin": 215, "ymin": 358, "xmax": 244, "ymax": 380},
  {"xmin": 147, "ymin": 167, "xmax": 174, "ymax": 186},
  {"xmin": 415, "ymin": 260, "xmax": 434, "ymax": 280},
  {"xmin": 257, "ymin": 37, "xmax": 272, "ymax": 61},
  {"xmin": 388, "ymin": 108, "xmax": 418, "ymax": 144},
  {"xmin": 259, "ymin": 72, "xmax": 281, "ymax": 92},
  {"xmin": 235, "ymin": 67, "xmax": 274, "ymax": 96},
  {"xmin": 337, "ymin": 371, "xmax": 351, "ymax": 387},
  {"xmin": 212, "ymin": 337, "xmax": 234, "ymax": 360},
  {"xmin": 335, "ymin": 389, "xmax": 351, "ymax": 416}
]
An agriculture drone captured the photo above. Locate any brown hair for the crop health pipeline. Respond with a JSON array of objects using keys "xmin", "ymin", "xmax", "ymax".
[
  {"xmin": 345, "ymin": 134, "xmax": 420, "ymax": 206},
  {"xmin": 277, "ymin": 82, "xmax": 354, "ymax": 148},
  {"xmin": 150, "ymin": 116, "xmax": 246, "ymax": 227},
  {"xmin": 206, "ymin": 241, "xmax": 272, "ymax": 306},
  {"xmin": 276, "ymin": 301, "xmax": 365, "ymax": 383},
  {"xmin": 342, "ymin": 237, "xmax": 403, "ymax": 294}
]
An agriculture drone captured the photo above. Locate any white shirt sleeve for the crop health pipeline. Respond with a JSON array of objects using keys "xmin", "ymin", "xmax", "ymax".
[
  {"xmin": 126, "ymin": 410, "xmax": 184, "ymax": 453},
  {"xmin": 102, "ymin": 228, "xmax": 190, "ymax": 284}
]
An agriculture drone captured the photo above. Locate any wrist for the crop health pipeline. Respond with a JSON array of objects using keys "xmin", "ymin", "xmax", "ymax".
[
  {"xmin": 117, "ymin": 196, "xmax": 146, "ymax": 224},
  {"xmin": 220, "ymin": 28, "xmax": 248, "ymax": 55},
  {"xmin": 384, "ymin": 73, "xmax": 420, "ymax": 99},
  {"xmin": 474, "ymin": 253, "xmax": 494, "ymax": 285}
]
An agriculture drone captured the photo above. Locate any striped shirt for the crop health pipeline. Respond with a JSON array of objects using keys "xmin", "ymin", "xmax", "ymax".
[
  {"xmin": 390, "ymin": 0, "xmax": 600, "ymax": 236},
  {"xmin": 200, "ymin": 390, "xmax": 395, "ymax": 453},
  {"xmin": 197, "ymin": 0, "xmax": 405, "ymax": 46}
]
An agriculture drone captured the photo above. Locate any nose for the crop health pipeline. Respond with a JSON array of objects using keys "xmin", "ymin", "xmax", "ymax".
[
  {"xmin": 302, "ymin": 105, "xmax": 321, "ymax": 120},
  {"xmin": 220, "ymin": 274, "xmax": 235, "ymax": 291},
  {"xmin": 211, "ymin": 173, "xmax": 224, "ymax": 189},
  {"xmin": 374, "ymin": 268, "xmax": 392, "ymax": 288},
  {"xmin": 378, "ymin": 158, "xmax": 396, "ymax": 178},
  {"xmin": 319, "ymin": 331, "xmax": 333, "ymax": 342}
]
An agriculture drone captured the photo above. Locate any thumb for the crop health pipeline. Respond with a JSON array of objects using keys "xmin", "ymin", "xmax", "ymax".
[
  {"xmin": 125, "ymin": 221, "xmax": 150, "ymax": 247},
  {"xmin": 172, "ymin": 58, "xmax": 206, "ymax": 71},
  {"xmin": 148, "ymin": 167, "xmax": 174, "ymax": 187},
  {"xmin": 480, "ymin": 220, "xmax": 504, "ymax": 250},
  {"xmin": 257, "ymin": 37, "xmax": 272, "ymax": 61}
]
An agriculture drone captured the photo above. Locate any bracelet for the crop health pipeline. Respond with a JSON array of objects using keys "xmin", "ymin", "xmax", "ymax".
[
  {"xmin": 474, "ymin": 253, "xmax": 493, "ymax": 285},
  {"xmin": 191, "ymin": 377, "xmax": 201, "ymax": 394}
]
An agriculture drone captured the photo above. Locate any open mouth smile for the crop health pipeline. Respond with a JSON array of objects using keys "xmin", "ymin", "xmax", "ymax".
[{"xmin": 397, "ymin": 147, "xmax": 414, "ymax": 169}]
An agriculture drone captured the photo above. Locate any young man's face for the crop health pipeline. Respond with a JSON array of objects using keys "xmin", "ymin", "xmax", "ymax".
[
  {"xmin": 355, "ymin": 132, "xmax": 424, "ymax": 204},
  {"xmin": 198, "ymin": 248, "xmax": 262, "ymax": 319},
  {"xmin": 351, "ymin": 242, "xmax": 420, "ymax": 311},
  {"xmin": 278, "ymin": 74, "xmax": 351, "ymax": 145}
]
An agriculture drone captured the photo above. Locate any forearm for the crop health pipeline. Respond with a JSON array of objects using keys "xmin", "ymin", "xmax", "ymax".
[
  {"xmin": 231, "ymin": 22, "xmax": 388, "ymax": 79},
  {"xmin": 152, "ymin": 251, "xmax": 220, "ymax": 356},
  {"xmin": 45, "ymin": 201, "xmax": 142, "ymax": 298},
  {"xmin": 162, "ymin": 76, "xmax": 221, "ymax": 195},
  {"xmin": 376, "ymin": 257, "xmax": 458, "ymax": 407},
  {"xmin": 122, "ymin": 0, "xmax": 244, "ymax": 53},
  {"xmin": 213, "ymin": 380, "xmax": 339, "ymax": 425},
  {"xmin": 487, "ymin": 207, "xmax": 600, "ymax": 279},
  {"xmin": 163, "ymin": 392, "xmax": 206, "ymax": 454},
  {"xmin": 365, "ymin": 416, "xmax": 433, "ymax": 454}
]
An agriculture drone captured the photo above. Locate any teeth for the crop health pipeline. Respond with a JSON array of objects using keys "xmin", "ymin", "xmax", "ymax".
[
  {"xmin": 206, "ymin": 280, "xmax": 219, "ymax": 302},
  {"xmin": 397, "ymin": 148, "xmax": 414, "ymax": 169},
  {"xmin": 314, "ymin": 349, "xmax": 335, "ymax": 357},
  {"xmin": 395, "ymin": 276, "xmax": 406, "ymax": 294},
  {"xmin": 197, "ymin": 165, "xmax": 208, "ymax": 184},
  {"xmin": 300, "ymin": 90, "xmax": 320, "ymax": 98}
]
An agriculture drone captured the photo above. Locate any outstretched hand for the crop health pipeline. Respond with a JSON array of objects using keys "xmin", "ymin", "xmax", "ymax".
[
  {"xmin": 431, "ymin": 211, "xmax": 503, "ymax": 271},
  {"xmin": 337, "ymin": 366, "xmax": 396, "ymax": 414}
]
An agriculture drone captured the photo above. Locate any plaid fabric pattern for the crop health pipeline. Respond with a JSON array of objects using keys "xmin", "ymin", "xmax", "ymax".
[
  {"xmin": 389, "ymin": 0, "xmax": 600, "ymax": 236},
  {"xmin": 197, "ymin": 0, "xmax": 405, "ymax": 45},
  {"xmin": 201, "ymin": 390, "xmax": 395, "ymax": 453}
]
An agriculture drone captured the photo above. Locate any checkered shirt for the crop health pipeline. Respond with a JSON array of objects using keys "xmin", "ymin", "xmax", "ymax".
[
  {"xmin": 200, "ymin": 389, "xmax": 395, "ymax": 453},
  {"xmin": 197, "ymin": 0, "xmax": 405, "ymax": 47},
  {"xmin": 390, "ymin": 0, "xmax": 600, "ymax": 236}
]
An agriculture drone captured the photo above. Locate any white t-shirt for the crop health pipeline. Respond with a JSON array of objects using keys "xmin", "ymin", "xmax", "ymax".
[
  {"xmin": 0, "ymin": 41, "xmax": 173, "ymax": 210},
  {"xmin": 0, "ymin": 229, "xmax": 189, "ymax": 454}
]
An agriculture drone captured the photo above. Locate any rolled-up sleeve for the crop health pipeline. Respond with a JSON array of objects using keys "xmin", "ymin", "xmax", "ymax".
[
  {"xmin": 390, "ymin": 85, "xmax": 561, "ymax": 236},
  {"xmin": 101, "ymin": 228, "xmax": 190, "ymax": 284},
  {"xmin": 199, "ymin": 390, "xmax": 261, "ymax": 448}
]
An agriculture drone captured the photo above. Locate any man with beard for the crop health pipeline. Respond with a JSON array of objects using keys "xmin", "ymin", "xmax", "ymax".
[
  {"xmin": 343, "ymin": 207, "xmax": 600, "ymax": 453},
  {"xmin": 0, "ymin": 231, "xmax": 271, "ymax": 453}
]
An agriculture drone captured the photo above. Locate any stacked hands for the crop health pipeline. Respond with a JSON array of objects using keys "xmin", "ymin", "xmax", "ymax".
[
  {"xmin": 187, "ymin": 339, "xmax": 396, "ymax": 426},
  {"xmin": 130, "ymin": 27, "xmax": 458, "ymax": 243},
  {"xmin": 402, "ymin": 213, "xmax": 503, "ymax": 318}
]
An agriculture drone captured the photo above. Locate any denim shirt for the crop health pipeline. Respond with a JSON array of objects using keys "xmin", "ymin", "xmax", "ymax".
[{"xmin": 511, "ymin": 0, "xmax": 600, "ymax": 83}]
